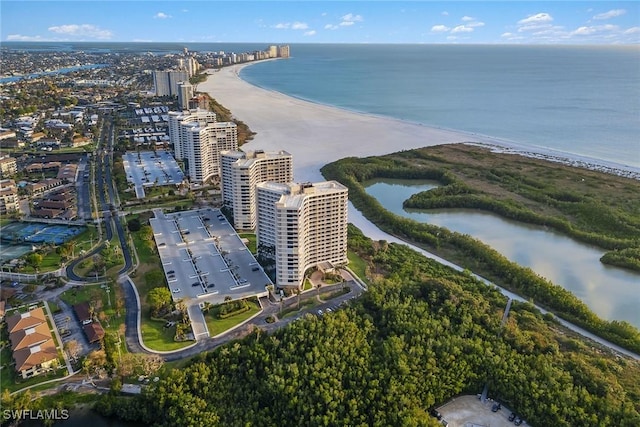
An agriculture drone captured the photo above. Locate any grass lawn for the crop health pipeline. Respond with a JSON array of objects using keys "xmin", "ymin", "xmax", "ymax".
[
  {"xmin": 303, "ymin": 279, "xmax": 313, "ymax": 291},
  {"xmin": 204, "ymin": 298, "xmax": 262, "ymax": 337},
  {"xmin": 239, "ymin": 233, "xmax": 257, "ymax": 254},
  {"xmin": 140, "ymin": 320, "xmax": 193, "ymax": 351},
  {"xmin": 347, "ymin": 250, "xmax": 369, "ymax": 285},
  {"xmin": 47, "ymin": 300, "xmax": 61, "ymax": 314},
  {"xmin": 128, "ymin": 219, "xmax": 193, "ymax": 351},
  {"xmin": 59, "ymin": 285, "xmax": 105, "ymax": 306}
]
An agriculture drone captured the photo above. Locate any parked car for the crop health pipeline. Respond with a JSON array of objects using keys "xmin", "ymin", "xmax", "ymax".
[
  {"xmin": 251, "ymin": 266, "xmax": 260, "ymax": 271},
  {"xmin": 167, "ymin": 270, "xmax": 174, "ymax": 274},
  {"xmin": 192, "ymin": 282, "xmax": 200, "ymax": 287},
  {"xmin": 429, "ymin": 409, "xmax": 442, "ymax": 420},
  {"xmin": 509, "ymin": 412, "xmax": 516, "ymax": 422},
  {"xmin": 172, "ymin": 288, "xmax": 180, "ymax": 293},
  {"xmin": 514, "ymin": 417, "xmax": 523, "ymax": 426},
  {"xmin": 491, "ymin": 403, "xmax": 501, "ymax": 412}
]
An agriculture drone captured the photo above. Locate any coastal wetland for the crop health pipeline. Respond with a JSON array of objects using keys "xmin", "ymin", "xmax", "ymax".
[{"xmin": 322, "ymin": 143, "xmax": 640, "ymax": 352}]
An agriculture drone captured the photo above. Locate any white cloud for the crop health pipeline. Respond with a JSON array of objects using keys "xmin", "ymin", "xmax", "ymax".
[
  {"xmin": 624, "ymin": 27, "xmax": 640, "ymax": 34},
  {"xmin": 462, "ymin": 16, "xmax": 475, "ymax": 22},
  {"xmin": 324, "ymin": 13, "xmax": 363, "ymax": 30},
  {"xmin": 451, "ymin": 25, "xmax": 474, "ymax": 34},
  {"xmin": 518, "ymin": 13, "xmax": 553, "ymax": 25},
  {"xmin": 154, "ymin": 12, "xmax": 171, "ymax": 19},
  {"xmin": 571, "ymin": 26, "xmax": 597, "ymax": 36},
  {"xmin": 430, "ymin": 25, "xmax": 450, "ymax": 33},
  {"xmin": 48, "ymin": 24, "xmax": 113, "ymax": 39},
  {"xmin": 341, "ymin": 13, "xmax": 363, "ymax": 23},
  {"xmin": 468, "ymin": 21, "xmax": 485, "ymax": 28},
  {"xmin": 7, "ymin": 34, "xmax": 45, "ymax": 41},
  {"xmin": 304, "ymin": 30, "xmax": 316, "ymax": 36},
  {"xmin": 593, "ymin": 9, "xmax": 626, "ymax": 20},
  {"xmin": 273, "ymin": 21, "xmax": 310, "ymax": 31},
  {"xmin": 441, "ymin": 11, "xmax": 449, "ymax": 16},
  {"xmin": 571, "ymin": 24, "xmax": 619, "ymax": 36}
]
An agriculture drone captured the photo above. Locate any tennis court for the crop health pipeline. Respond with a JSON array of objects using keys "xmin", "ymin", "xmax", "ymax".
[
  {"xmin": 0, "ymin": 222, "xmax": 85, "ymax": 245},
  {"xmin": 0, "ymin": 243, "xmax": 33, "ymax": 265}
]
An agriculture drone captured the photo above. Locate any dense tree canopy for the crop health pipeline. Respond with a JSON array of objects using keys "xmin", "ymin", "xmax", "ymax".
[{"xmin": 95, "ymin": 225, "xmax": 640, "ymax": 427}]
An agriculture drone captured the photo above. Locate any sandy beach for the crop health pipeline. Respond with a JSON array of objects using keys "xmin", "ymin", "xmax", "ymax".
[
  {"xmin": 201, "ymin": 63, "xmax": 640, "ymax": 182},
  {"xmin": 199, "ymin": 63, "xmax": 505, "ymax": 183},
  {"xmin": 199, "ymin": 62, "xmax": 640, "ymax": 242}
]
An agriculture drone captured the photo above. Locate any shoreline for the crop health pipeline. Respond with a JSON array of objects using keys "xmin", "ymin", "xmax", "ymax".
[{"xmin": 201, "ymin": 61, "xmax": 640, "ymax": 181}]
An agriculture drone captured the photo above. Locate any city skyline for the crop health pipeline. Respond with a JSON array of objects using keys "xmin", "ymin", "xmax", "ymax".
[{"xmin": 1, "ymin": 1, "xmax": 639, "ymax": 45}]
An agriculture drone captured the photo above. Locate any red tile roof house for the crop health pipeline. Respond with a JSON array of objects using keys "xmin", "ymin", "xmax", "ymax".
[{"xmin": 5, "ymin": 307, "xmax": 59, "ymax": 379}]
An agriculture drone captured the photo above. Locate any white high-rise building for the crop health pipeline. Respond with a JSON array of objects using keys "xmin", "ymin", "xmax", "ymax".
[
  {"xmin": 168, "ymin": 110, "xmax": 237, "ymax": 183},
  {"xmin": 168, "ymin": 109, "xmax": 217, "ymax": 158},
  {"xmin": 256, "ymin": 181, "xmax": 348, "ymax": 289},
  {"xmin": 177, "ymin": 82, "xmax": 194, "ymax": 110},
  {"xmin": 221, "ymin": 150, "xmax": 293, "ymax": 230}
]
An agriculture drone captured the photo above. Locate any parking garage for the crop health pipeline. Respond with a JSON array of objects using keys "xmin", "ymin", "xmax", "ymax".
[{"xmin": 149, "ymin": 207, "xmax": 271, "ymax": 339}]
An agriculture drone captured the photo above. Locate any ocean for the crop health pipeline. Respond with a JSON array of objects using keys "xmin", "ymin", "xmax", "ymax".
[
  {"xmin": 4, "ymin": 42, "xmax": 638, "ymax": 167},
  {"xmin": 240, "ymin": 44, "xmax": 640, "ymax": 168}
]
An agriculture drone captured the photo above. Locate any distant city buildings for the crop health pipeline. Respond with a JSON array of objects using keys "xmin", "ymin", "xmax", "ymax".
[
  {"xmin": 256, "ymin": 181, "xmax": 348, "ymax": 289},
  {"xmin": 168, "ymin": 109, "xmax": 237, "ymax": 183},
  {"xmin": 221, "ymin": 149, "xmax": 293, "ymax": 230}
]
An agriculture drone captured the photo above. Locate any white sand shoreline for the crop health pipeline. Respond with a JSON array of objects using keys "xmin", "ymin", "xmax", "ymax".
[{"xmin": 201, "ymin": 62, "xmax": 640, "ymax": 182}]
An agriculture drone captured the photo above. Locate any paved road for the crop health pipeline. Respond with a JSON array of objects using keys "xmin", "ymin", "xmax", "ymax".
[
  {"xmin": 65, "ymin": 115, "xmax": 133, "ymax": 280},
  {"xmin": 120, "ymin": 275, "xmax": 365, "ymax": 362}
]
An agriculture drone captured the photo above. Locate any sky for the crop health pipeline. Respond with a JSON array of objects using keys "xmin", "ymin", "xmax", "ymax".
[{"xmin": 1, "ymin": 1, "xmax": 639, "ymax": 45}]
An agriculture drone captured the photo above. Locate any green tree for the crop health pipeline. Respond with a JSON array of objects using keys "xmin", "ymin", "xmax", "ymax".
[{"xmin": 147, "ymin": 287, "xmax": 172, "ymax": 317}]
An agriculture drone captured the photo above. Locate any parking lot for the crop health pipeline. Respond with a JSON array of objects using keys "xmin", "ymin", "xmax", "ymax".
[
  {"xmin": 149, "ymin": 207, "xmax": 271, "ymax": 339},
  {"xmin": 51, "ymin": 298, "xmax": 97, "ymax": 363},
  {"xmin": 122, "ymin": 150, "xmax": 184, "ymax": 198},
  {"xmin": 436, "ymin": 395, "xmax": 527, "ymax": 427}
]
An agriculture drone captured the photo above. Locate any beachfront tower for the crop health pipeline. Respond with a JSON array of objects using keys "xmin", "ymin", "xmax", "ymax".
[
  {"xmin": 221, "ymin": 150, "xmax": 293, "ymax": 230},
  {"xmin": 177, "ymin": 82, "xmax": 194, "ymax": 111},
  {"xmin": 256, "ymin": 181, "xmax": 348, "ymax": 289},
  {"xmin": 168, "ymin": 109, "xmax": 217, "ymax": 158},
  {"xmin": 169, "ymin": 110, "xmax": 237, "ymax": 183}
]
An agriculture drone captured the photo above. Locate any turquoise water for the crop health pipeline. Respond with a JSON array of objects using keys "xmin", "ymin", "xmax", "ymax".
[{"xmin": 241, "ymin": 44, "xmax": 640, "ymax": 168}]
